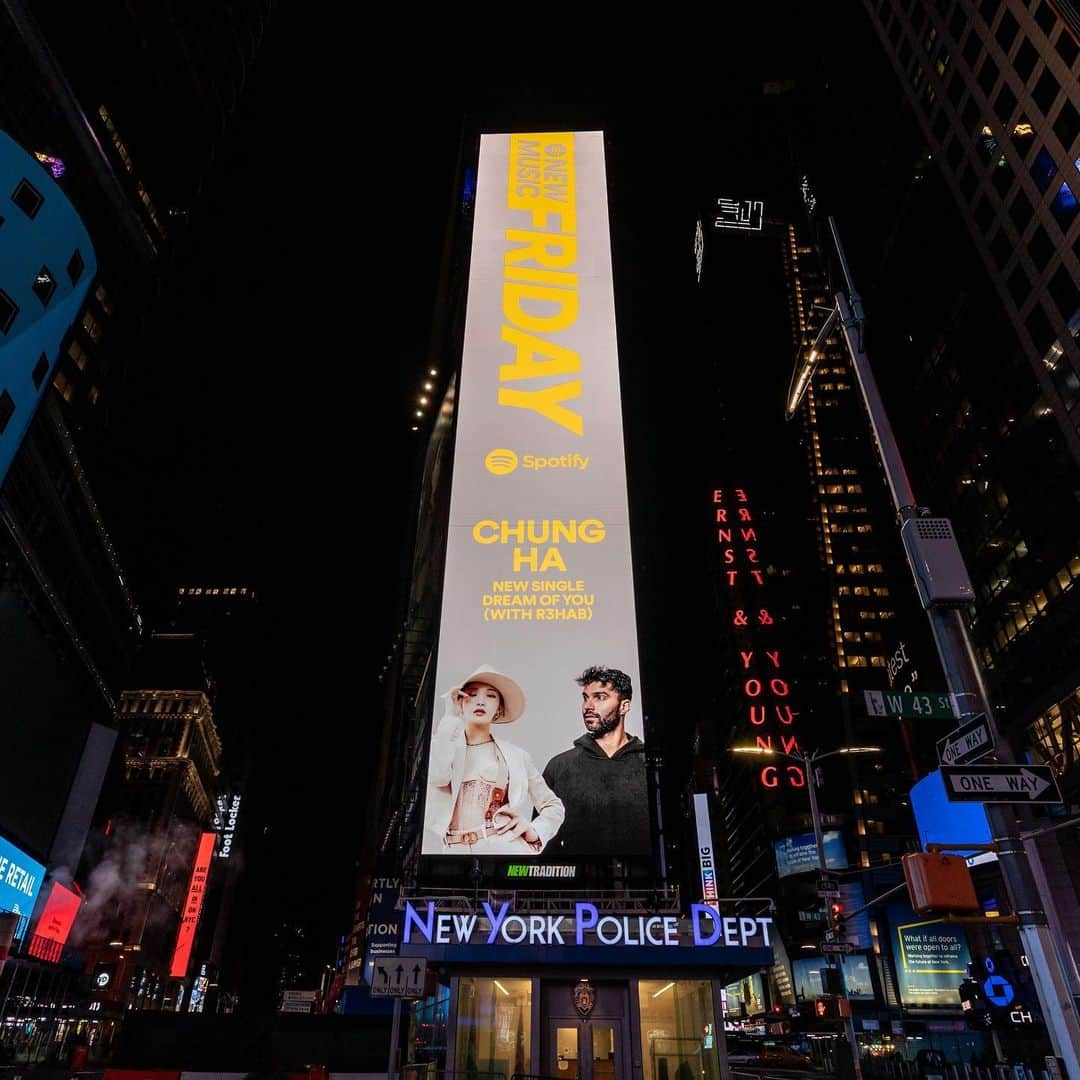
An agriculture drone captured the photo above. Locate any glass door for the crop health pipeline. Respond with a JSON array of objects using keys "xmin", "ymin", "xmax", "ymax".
[{"xmin": 549, "ymin": 1020, "xmax": 624, "ymax": 1080}]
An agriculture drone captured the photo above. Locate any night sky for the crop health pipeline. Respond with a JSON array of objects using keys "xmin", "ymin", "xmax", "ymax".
[{"xmin": 86, "ymin": 13, "xmax": 903, "ymax": 999}]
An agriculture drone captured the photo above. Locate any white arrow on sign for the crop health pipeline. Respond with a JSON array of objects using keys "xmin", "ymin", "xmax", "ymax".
[{"xmin": 946, "ymin": 768, "xmax": 1051, "ymax": 799}]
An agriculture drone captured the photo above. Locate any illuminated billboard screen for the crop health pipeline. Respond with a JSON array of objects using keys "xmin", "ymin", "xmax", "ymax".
[
  {"xmin": 0, "ymin": 833, "xmax": 44, "ymax": 938},
  {"xmin": 773, "ymin": 830, "xmax": 847, "ymax": 878},
  {"xmin": 888, "ymin": 902, "xmax": 970, "ymax": 1007},
  {"xmin": 28, "ymin": 881, "xmax": 80, "ymax": 961},
  {"xmin": 169, "ymin": 831, "xmax": 215, "ymax": 978},
  {"xmin": 420, "ymin": 132, "xmax": 646, "ymax": 860}
]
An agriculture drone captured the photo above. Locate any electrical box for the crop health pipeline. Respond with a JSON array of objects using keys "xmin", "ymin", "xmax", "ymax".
[
  {"xmin": 900, "ymin": 518, "xmax": 975, "ymax": 608},
  {"xmin": 903, "ymin": 852, "xmax": 979, "ymax": 915}
]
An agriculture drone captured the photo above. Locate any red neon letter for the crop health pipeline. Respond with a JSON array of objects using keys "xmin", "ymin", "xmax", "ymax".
[
  {"xmin": 760, "ymin": 766, "xmax": 778, "ymax": 788},
  {"xmin": 744, "ymin": 678, "xmax": 762, "ymax": 697}
]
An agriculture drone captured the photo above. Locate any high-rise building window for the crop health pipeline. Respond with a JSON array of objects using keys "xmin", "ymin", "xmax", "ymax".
[
  {"xmin": 1033, "ymin": 68, "xmax": 1060, "ymax": 114},
  {"xmin": 1030, "ymin": 147, "xmax": 1059, "ymax": 191},
  {"xmin": 0, "ymin": 390, "xmax": 13, "ymax": 433},
  {"xmin": 1056, "ymin": 28, "xmax": 1079, "ymax": 68},
  {"xmin": 32, "ymin": 266, "xmax": 56, "ymax": 307},
  {"xmin": 66, "ymin": 249, "xmax": 84, "ymax": 285},
  {"xmin": 994, "ymin": 83, "xmax": 1017, "ymax": 123},
  {"xmin": 979, "ymin": 0, "xmax": 1001, "ymax": 26},
  {"xmin": 1049, "ymin": 265, "xmax": 1080, "ymax": 323},
  {"xmin": 11, "ymin": 178, "xmax": 43, "ymax": 219},
  {"xmin": 0, "ymin": 290, "xmax": 17, "ymax": 334},
  {"xmin": 963, "ymin": 30, "xmax": 982, "ymax": 67},
  {"xmin": 1008, "ymin": 189, "xmax": 1033, "ymax": 231},
  {"xmin": 949, "ymin": 6, "xmax": 967, "ymax": 43},
  {"xmin": 1051, "ymin": 181, "xmax": 1079, "ymax": 229},
  {"xmin": 992, "ymin": 156, "xmax": 1015, "ymax": 194},
  {"xmin": 1053, "ymin": 101, "xmax": 1079, "ymax": 153},
  {"xmin": 31, "ymin": 353, "xmax": 47, "ymax": 389},
  {"xmin": 1033, "ymin": 1, "xmax": 1058, "ymax": 37},
  {"xmin": 978, "ymin": 54, "xmax": 1000, "ymax": 95},
  {"xmin": 995, "ymin": 8, "xmax": 1019, "ymax": 50},
  {"xmin": 1008, "ymin": 263, "xmax": 1030, "ymax": 306},
  {"xmin": 991, "ymin": 227, "xmax": 1014, "ymax": 268},
  {"xmin": 1014, "ymin": 38, "xmax": 1039, "ymax": 81}
]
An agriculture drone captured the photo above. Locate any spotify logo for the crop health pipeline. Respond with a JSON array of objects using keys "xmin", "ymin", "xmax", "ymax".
[{"xmin": 485, "ymin": 448, "xmax": 519, "ymax": 475}]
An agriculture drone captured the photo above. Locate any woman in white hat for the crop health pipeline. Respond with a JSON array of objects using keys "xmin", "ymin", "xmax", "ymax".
[{"xmin": 424, "ymin": 664, "xmax": 564, "ymax": 855}]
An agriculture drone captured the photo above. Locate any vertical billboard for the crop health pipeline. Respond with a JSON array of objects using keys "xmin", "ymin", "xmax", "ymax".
[
  {"xmin": 169, "ymin": 831, "xmax": 215, "ymax": 978},
  {"xmin": 421, "ymin": 132, "xmax": 646, "ymax": 860}
]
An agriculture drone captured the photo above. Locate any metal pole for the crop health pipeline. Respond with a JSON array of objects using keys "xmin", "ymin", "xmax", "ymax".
[
  {"xmin": 804, "ymin": 752, "xmax": 863, "ymax": 1080},
  {"xmin": 829, "ymin": 218, "xmax": 1080, "ymax": 1076},
  {"xmin": 386, "ymin": 997, "xmax": 402, "ymax": 1080}
]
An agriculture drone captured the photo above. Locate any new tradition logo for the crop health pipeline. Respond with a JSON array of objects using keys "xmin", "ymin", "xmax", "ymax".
[{"xmin": 485, "ymin": 448, "xmax": 519, "ymax": 475}]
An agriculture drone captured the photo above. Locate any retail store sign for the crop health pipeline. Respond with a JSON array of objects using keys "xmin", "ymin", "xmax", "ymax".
[{"xmin": 402, "ymin": 900, "xmax": 772, "ymax": 950}]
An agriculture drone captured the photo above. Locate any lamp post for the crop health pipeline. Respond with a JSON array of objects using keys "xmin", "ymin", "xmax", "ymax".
[
  {"xmin": 785, "ymin": 216, "xmax": 1080, "ymax": 1075},
  {"xmin": 733, "ymin": 744, "xmax": 880, "ymax": 1079}
]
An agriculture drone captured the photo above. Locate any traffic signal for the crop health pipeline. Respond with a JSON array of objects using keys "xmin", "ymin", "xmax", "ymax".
[
  {"xmin": 902, "ymin": 853, "xmax": 979, "ymax": 915},
  {"xmin": 829, "ymin": 900, "xmax": 845, "ymax": 935},
  {"xmin": 813, "ymin": 996, "xmax": 852, "ymax": 1020}
]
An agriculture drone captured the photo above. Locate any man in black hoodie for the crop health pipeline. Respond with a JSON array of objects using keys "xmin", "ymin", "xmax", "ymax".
[{"xmin": 542, "ymin": 666, "xmax": 650, "ymax": 856}]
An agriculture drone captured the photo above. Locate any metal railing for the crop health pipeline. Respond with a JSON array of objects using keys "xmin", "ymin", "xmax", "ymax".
[{"xmin": 399, "ymin": 887, "xmax": 683, "ymax": 913}]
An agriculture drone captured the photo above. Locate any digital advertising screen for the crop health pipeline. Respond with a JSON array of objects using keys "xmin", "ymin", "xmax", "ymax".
[
  {"xmin": 773, "ymin": 830, "xmax": 847, "ymax": 878},
  {"xmin": 420, "ymin": 132, "xmax": 646, "ymax": 862},
  {"xmin": 888, "ymin": 902, "xmax": 971, "ymax": 1007},
  {"xmin": 0, "ymin": 833, "xmax": 44, "ymax": 937}
]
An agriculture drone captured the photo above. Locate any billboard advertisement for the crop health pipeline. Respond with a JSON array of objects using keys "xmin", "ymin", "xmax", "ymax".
[
  {"xmin": 773, "ymin": 830, "xmax": 847, "ymax": 878},
  {"xmin": 887, "ymin": 902, "xmax": 970, "ymax": 1007},
  {"xmin": 421, "ymin": 132, "xmax": 646, "ymax": 860},
  {"xmin": 28, "ymin": 881, "xmax": 80, "ymax": 961},
  {"xmin": 169, "ymin": 831, "xmax": 215, "ymax": 978},
  {"xmin": 0, "ymin": 833, "xmax": 44, "ymax": 938}
]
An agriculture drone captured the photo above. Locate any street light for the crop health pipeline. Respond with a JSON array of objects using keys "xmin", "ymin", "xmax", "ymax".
[
  {"xmin": 732, "ymin": 744, "xmax": 880, "ymax": 1079},
  {"xmin": 784, "ymin": 215, "xmax": 1080, "ymax": 1074}
]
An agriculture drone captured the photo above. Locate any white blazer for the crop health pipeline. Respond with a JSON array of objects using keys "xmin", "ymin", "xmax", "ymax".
[{"xmin": 423, "ymin": 713, "xmax": 565, "ymax": 854}]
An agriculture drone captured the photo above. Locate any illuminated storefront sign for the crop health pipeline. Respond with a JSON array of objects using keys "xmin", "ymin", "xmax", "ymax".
[
  {"xmin": 403, "ymin": 899, "xmax": 772, "ymax": 951},
  {"xmin": 888, "ymin": 902, "xmax": 970, "ymax": 1007},
  {"xmin": 27, "ymin": 881, "xmax": 80, "ymax": 960},
  {"xmin": 712, "ymin": 487, "xmax": 805, "ymax": 788},
  {"xmin": 0, "ymin": 834, "xmax": 44, "ymax": 937},
  {"xmin": 420, "ymin": 132, "xmax": 646, "ymax": 860},
  {"xmin": 169, "ymin": 831, "xmax": 215, "ymax": 978},
  {"xmin": 213, "ymin": 793, "xmax": 241, "ymax": 858}
]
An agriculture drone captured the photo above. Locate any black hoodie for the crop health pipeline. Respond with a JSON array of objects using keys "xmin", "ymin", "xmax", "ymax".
[{"xmin": 542, "ymin": 734, "xmax": 650, "ymax": 856}]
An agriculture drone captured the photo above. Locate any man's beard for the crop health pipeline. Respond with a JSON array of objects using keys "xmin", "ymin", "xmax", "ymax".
[{"xmin": 584, "ymin": 711, "xmax": 620, "ymax": 737}]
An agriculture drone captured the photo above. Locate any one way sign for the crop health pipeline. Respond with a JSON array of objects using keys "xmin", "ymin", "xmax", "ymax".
[
  {"xmin": 940, "ymin": 765, "xmax": 1062, "ymax": 805},
  {"xmin": 370, "ymin": 956, "xmax": 426, "ymax": 998}
]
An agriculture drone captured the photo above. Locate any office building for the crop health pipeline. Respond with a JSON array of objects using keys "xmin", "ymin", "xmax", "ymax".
[
  {"xmin": 849, "ymin": 0, "xmax": 1080, "ymax": 994},
  {"xmin": 80, "ymin": 633, "xmax": 223, "ymax": 1025}
]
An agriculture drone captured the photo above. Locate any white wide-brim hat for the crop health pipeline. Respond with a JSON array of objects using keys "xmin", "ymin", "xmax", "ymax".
[{"xmin": 447, "ymin": 664, "xmax": 526, "ymax": 724}]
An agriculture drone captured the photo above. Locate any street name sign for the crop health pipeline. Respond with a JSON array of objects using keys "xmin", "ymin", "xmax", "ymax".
[
  {"xmin": 821, "ymin": 941, "xmax": 857, "ymax": 955},
  {"xmin": 864, "ymin": 689, "xmax": 958, "ymax": 719},
  {"xmin": 817, "ymin": 880, "xmax": 841, "ymax": 899},
  {"xmin": 370, "ymin": 956, "xmax": 426, "ymax": 998},
  {"xmin": 937, "ymin": 713, "xmax": 994, "ymax": 767},
  {"xmin": 940, "ymin": 765, "xmax": 1062, "ymax": 805}
]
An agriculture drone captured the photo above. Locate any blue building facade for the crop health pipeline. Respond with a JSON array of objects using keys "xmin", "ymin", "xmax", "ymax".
[{"xmin": 0, "ymin": 130, "xmax": 95, "ymax": 485}]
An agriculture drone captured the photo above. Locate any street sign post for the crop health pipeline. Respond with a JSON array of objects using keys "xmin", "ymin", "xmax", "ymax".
[
  {"xmin": 864, "ymin": 689, "xmax": 958, "ymax": 719},
  {"xmin": 370, "ymin": 956, "xmax": 427, "ymax": 998},
  {"xmin": 937, "ymin": 713, "xmax": 994, "ymax": 767},
  {"xmin": 940, "ymin": 765, "xmax": 1063, "ymax": 805},
  {"xmin": 821, "ymin": 941, "xmax": 857, "ymax": 955}
]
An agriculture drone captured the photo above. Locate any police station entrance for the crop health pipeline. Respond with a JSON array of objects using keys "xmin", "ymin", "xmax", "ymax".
[{"xmin": 541, "ymin": 980, "xmax": 630, "ymax": 1080}]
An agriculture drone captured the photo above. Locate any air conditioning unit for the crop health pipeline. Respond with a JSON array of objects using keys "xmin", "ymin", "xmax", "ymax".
[{"xmin": 900, "ymin": 517, "xmax": 975, "ymax": 609}]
